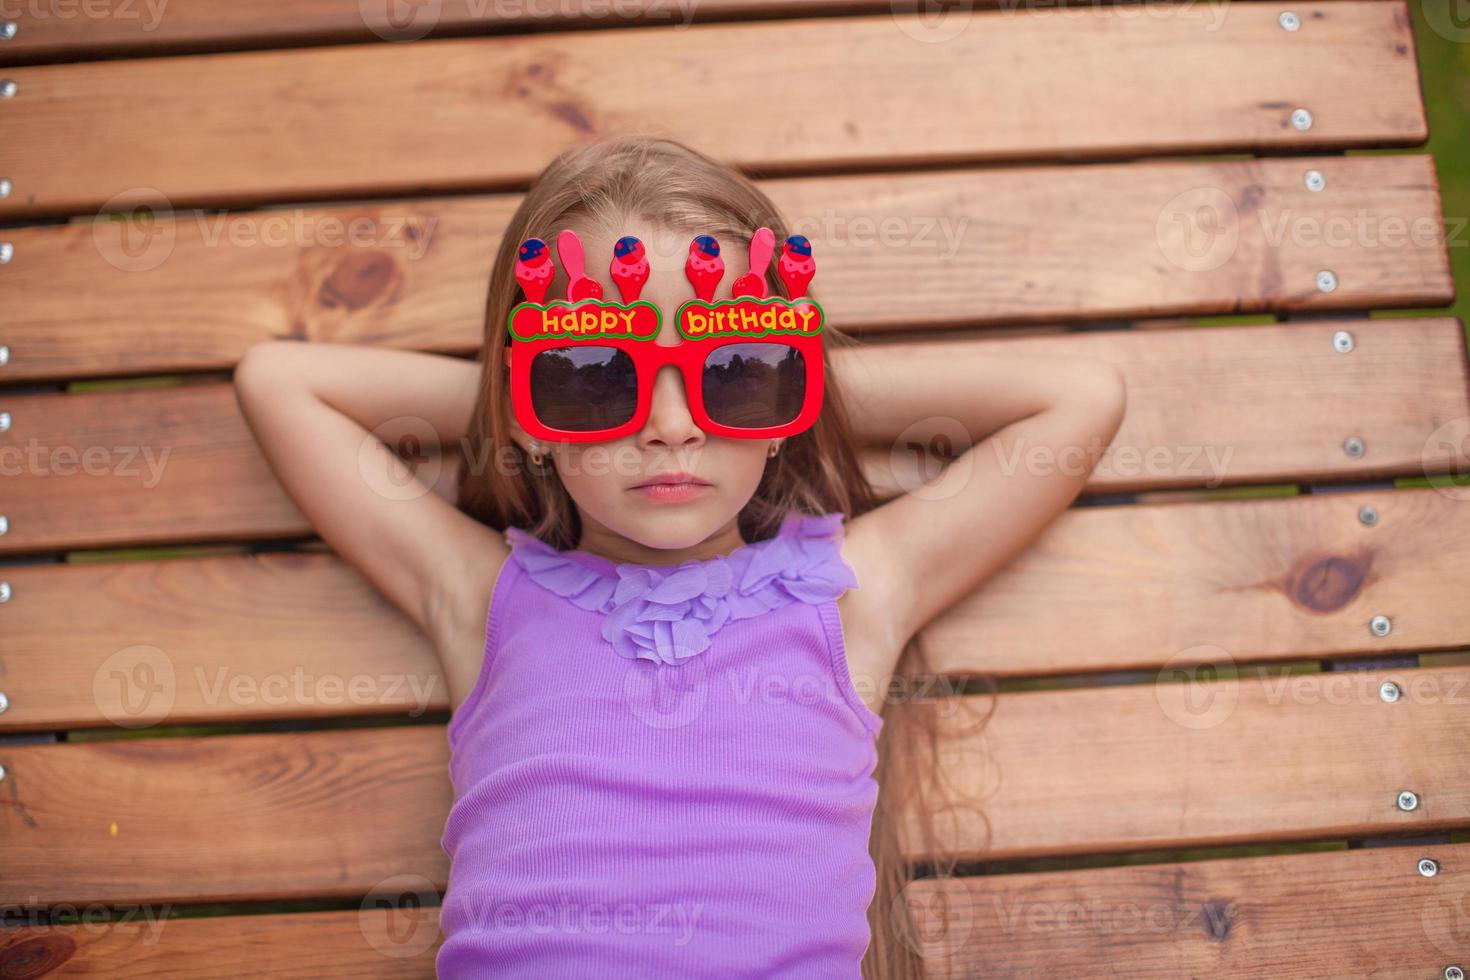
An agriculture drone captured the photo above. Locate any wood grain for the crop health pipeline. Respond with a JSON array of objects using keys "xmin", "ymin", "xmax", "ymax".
[
  {"xmin": 5, "ymin": 486, "xmax": 1470, "ymax": 730},
  {"xmin": 10, "ymin": 840, "xmax": 1463, "ymax": 977},
  {"xmin": 904, "ymin": 841, "xmax": 1470, "ymax": 977},
  {"xmin": 0, "ymin": 3, "xmax": 1427, "ymax": 217},
  {"xmin": 0, "ymin": 0, "xmax": 1401, "ymax": 61},
  {"xmin": 2, "ymin": 665, "xmax": 1466, "ymax": 903},
  {"xmin": 0, "ymin": 908, "xmax": 441, "ymax": 979},
  {"xmin": 2, "ymin": 317, "xmax": 1464, "ymax": 555},
  {"xmin": 0, "ymin": 154, "xmax": 1452, "ymax": 382}
]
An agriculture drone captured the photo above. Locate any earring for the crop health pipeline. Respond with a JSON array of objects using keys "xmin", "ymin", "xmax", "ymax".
[
  {"xmin": 767, "ymin": 440, "xmax": 781, "ymax": 459},
  {"xmin": 527, "ymin": 441, "xmax": 545, "ymax": 467}
]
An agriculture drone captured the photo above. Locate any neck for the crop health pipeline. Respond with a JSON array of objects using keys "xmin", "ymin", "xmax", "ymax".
[{"xmin": 576, "ymin": 517, "xmax": 748, "ymax": 566}]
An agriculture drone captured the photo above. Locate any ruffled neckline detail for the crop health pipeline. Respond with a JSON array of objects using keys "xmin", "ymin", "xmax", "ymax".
[{"xmin": 504, "ymin": 511, "xmax": 858, "ymax": 667}]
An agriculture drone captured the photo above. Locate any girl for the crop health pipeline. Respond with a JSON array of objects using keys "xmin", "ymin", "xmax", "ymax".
[{"xmin": 234, "ymin": 135, "xmax": 1125, "ymax": 979}]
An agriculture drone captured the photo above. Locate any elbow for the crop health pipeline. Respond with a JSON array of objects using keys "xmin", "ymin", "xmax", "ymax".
[{"xmin": 1078, "ymin": 360, "xmax": 1127, "ymax": 443}]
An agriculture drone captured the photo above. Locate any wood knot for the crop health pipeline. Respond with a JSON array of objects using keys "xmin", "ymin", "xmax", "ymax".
[
  {"xmin": 1288, "ymin": 554, "xmax": 1369, "ymax": 612},
  {"xmin": 0, "ymin": 933, "xmax": 79, "ymax": 979},
  {"xmin": 318, "ymin": 251, "xmax": 397, "ymax": 312}
]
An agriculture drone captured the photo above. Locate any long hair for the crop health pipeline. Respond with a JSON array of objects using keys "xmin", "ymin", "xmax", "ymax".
[{"xmin": 455, "ymin": 134, "xmax": 992, "ymax": 980}]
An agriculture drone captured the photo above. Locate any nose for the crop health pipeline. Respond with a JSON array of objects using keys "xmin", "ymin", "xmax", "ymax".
[{"xmin": 638, "ymin": 364, "xmax": 705, "ymax": 452}]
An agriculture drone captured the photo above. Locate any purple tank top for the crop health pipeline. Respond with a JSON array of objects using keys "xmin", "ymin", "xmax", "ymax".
[{"xmin": 439, "ymin": 510, "xmax": 884, "ymax": 977}]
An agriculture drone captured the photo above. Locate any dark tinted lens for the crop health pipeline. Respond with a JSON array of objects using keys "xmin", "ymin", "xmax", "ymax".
[
  {"xmin": 702, "ymin": 342, "xmax": 806, "ymax": 428},
  {"xmin": 530, "ymin": 346, "xmax": 638, "ymax": 432}
]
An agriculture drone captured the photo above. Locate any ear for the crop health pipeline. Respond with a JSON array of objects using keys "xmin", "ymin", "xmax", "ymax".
[{"xmin": 500, "ymin": 347, "xmax": 512, "ymax": 369}]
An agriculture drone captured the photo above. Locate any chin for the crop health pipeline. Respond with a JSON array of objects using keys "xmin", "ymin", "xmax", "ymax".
[{"xmin": 621, "ymin": 507, "xmax": 723, "ymax": 547}]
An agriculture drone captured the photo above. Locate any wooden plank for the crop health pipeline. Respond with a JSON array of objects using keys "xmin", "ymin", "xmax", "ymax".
[
  {"xmin": 905, "ymin": 842, "xmax": 1470, "ymax": 977},
  {"xmin": 3, "ymin": 665, "xmax": 1466, "ymax": 903},
  {"xmin": 924, "ymin": 486, "xmax": 1470, "ymax": 677},
  {"xmin": 0, "ymin": 551, "xmax": 442, "ymax": 731},
  {"xmin": 921, "ymin": 664, "xmax": 1470, "ymax": 863},
  {"xmin": 12, "ymin": 840, "xmax": 1465, "ymax": 977},
  {"xmin": 1, "ymin": 154, "xmax": 1452, "ymax": 382},
  {"xmin": 0, "ymin": 0, "xmax": 1405, "ymax": 62},
  {"xmin": 3, "ymin": 317, "xmax": 1465, "ymax": 555},
  {"xmin": 0, "ymin": 0, "xmax": 877, "ymax": 61},
  {"xmin": 0, "ymin": 3, "xmax": 1427, "ymax": 218},
  {"xmin": 5, "ymin": 485, "xmax": 1470, "ymax": 730},
  {"xmin": 0, "ymin": 728, "xmax": 453, "ymax": 906},
  {"xmin": 0, "ymin": 908, "xmax": 441, "ymax": 979}
]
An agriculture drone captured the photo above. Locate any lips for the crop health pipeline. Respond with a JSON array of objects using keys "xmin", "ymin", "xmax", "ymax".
[{"xmin": 631, "ymin": 472, "xmax": 711, "ymax": 490}]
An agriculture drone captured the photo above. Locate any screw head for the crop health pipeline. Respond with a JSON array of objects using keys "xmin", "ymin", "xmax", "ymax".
[
  {"xmin": 0, "ymin": 178, "xmax": 10, "ymax": 199},
  {"xmin": 0, "ymin": 345, "xmax": 7, "ymax": 366},
  {"xmin": 1343, "ymin": 436, "xmax": 1365, "ymax": 458},
  {"xmin": 0, "ymin": 764, "xmax": 6, "ymax": 782},
  {"xmin": 1397, "ymin": 790, "xmax": 1419, "ymax": 812},
  {"xmin": 0, "ymin": 411, "xmax": 9, "ymax": 433},
  {"xmin": 1332, "ymin": 330, "xmax": 1354, "ymax": 353},
  {"xmin": 0, "ymin": 21, "xmax": 15, "ymax": 40},
  {"xmin": 1304, "ymin": 169, "xmax": 1325, "ymax": 192},
  {"xmin": 1379, "ymin": 680, "xmax": 1401, "ymax": 703},
  {"xmin": 1370, "ymin": 614, "xmax": 1392, "ymax": 637},
  {"xmin": 1292, "ymin": 108, "xmax": 1314, "ymax": 131},
  {"xmin": 0, "ymin": 515, "xmax": 7, "ymax": 536},
  {"xmin": 0, "ymin": 79, "xmax": 14, "ymax": 99},
  {"xmin": 1419, "ymin": 857, "xmax": 1440, "ymax": 877},
  {"xmin": 0, "ymin": 241, "xmax": 12, "ymax": 264},
  {"xmin": 1446, "ymin": 967, "xmax": 1464, "ymax": 980},
  {"xmin": 1279, "ymin": 11, "xmax": 1301, "ymax": 30},
  {"xmin": 0, "ymin": 692, "xmax": 7, "ymax": 715},
  {"xmin": 1358, "ymin": 504, "xmax": 1377, "ymax": 526},
  {"xmin": 1316, "ymin": 270, "xmax": 1338, "ymax": 293},
  {"xmin": 0, "ymin": 581, "xmax": 10, "ymax": 603}
]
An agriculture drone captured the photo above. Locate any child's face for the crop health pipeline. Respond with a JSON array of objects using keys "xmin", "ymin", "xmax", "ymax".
[{"xmin": 508, "ymin": 219, "xmax": 779, "ymax": 554}]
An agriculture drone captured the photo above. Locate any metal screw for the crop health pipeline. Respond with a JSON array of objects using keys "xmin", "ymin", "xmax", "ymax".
[
  {"xmin": 1379, "ymin": 680, "xmax": 1401, "ymax": 703},
  {"xmin": 1316, "ymin": 270, "xmax": 1338, "ymax": 293},
  {"xmin": 1446, "ymin": 968, "xmax": 1464, "ymax": 980},
  {"xmin": 1292, "ymin": 108, "xmax": 1314, "ymax": 131},
  {"xmin": 0, "ymin": 764, "xmax": 6, "ymax": 782},
  {"xmin": 1358, "ymin": 504, "xmax": 1377, "ymax": 526},
  {"xmin": 1419, "ymin": 858, "xmax": 1440, "ymax": 877},
  {"xmin": 1343, "ymin": 436, "xmax": 1365, "ymax": 458},
  {"xmin": 0, "ymin": 21, "xmax": 15, "ymax": 40},
  {"xmin": 0, "ymin": 79, "xmax": 14, "ymax": 99},
  {"xmin": 1279, "ymin": 11, "xmax": 1301, "ymax": 31},
  {"xmin": 0, "ymin": 411, "xmax": 9, "ymax": 433},
  {"xmin": 1370, "ymin": 615, "xmax": 1392, "ymax": 637},
  {"xmin": 1397, "ymin": 790, "xmax": 1419, "ymax": 812},
  {"xmin": 0, "ymin": 345, "xmax": 8, "ymax": 366},
  {"xmin": 0, "ymin": 178, "xmax": 10, "ymax": 199},
  {"xmin": 1304, "ymin": 169, "xmax": 1325, "ymax": 192},
  {"xmin": 1332, "ymin": 330, "xmax": 1353, "ymax": 353},
  {"xmin": 0, "ymin": 241, "xmax": 12, "ymax": 264},
  {"xmin": 0, "ymin": 515, "xmax": 8, "ymax": 536},
  {"xmin": 0, "ymin": 692, "xmax": 7, "ymax": 715},
  {"xmin": 0, "ymin": 581, "xmax": 10, "ymax": 602}
]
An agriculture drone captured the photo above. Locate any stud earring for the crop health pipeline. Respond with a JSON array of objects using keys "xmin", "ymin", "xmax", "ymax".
[
  {"xmin": 527, "ymin": 441, "xmax": 545, "ymax": 467},
  {"xmin": 767, "ymin": 440, "xmax": 782, "ymax": 459}
]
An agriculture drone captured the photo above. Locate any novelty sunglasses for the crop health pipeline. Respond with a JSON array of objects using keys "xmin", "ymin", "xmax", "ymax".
[{"xmin": 505, "ymin": 227, "xmax": 824, "ymax": 443}]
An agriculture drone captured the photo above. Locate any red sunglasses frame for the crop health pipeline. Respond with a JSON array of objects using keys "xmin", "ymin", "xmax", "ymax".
[{"xmin": 505, "ymin": 299, "xmax": 826, "ymax": 443}]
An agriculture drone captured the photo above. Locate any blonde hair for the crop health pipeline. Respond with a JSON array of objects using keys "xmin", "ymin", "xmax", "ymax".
[{"xmin": 455, "ymin": 134, "xmax": 991, "ymax": 979}]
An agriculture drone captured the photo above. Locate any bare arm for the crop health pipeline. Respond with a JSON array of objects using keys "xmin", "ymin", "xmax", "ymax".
[
  {"xmin": 233, "ymin": 341, "xmax": 507, "ymax": 704},
  {"xmin": 831, "ymin": 340, "xmax": 1127, "ymax": 694}
]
